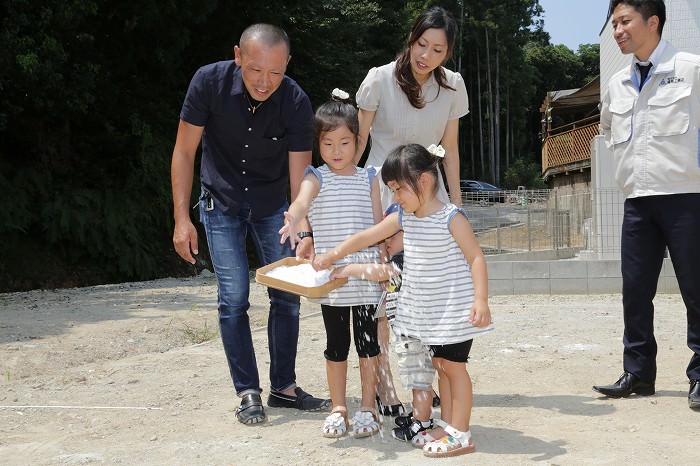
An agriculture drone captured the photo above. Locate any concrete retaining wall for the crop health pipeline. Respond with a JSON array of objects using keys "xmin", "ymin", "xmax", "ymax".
[{"xmin": 487, "ymin": 258, "xmax": 680, "ymax": 295}]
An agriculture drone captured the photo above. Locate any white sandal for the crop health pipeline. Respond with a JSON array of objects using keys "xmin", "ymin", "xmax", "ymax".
[
  {"xmin": 423, "ymin": 424, "xmax": 476, "ymax": 457},
  {"xmin": 322, "ymin": 411, "xmax": 347, "ymax": 438},
  {"xmin": 411, "ymin": 419, "xmax": 447, "ymax": 447},
  {"xmin": 351, "ymin": 410, "xmax": 380, "ymax": 438}
]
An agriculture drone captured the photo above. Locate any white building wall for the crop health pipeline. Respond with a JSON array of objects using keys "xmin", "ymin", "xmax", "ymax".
[
  {"xmin": 599, "ymin": 15, "xmax": 629, "ymax": 92},
  {"xmin": 665, "ymin": 0, "xmax": 700, "ymax": 54}
]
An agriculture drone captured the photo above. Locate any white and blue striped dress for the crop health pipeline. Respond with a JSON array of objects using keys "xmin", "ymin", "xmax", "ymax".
[
  {"xmin": 306, "ymin": 165, "xmax": 382, "ymax": 306},
  {"xmin": 395, "ymin": 204, "xmax": 493, "ymax": 345}
]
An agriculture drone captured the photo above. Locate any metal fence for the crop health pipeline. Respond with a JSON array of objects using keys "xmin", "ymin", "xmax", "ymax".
[
  {"xmin": 588, "ymin": 188, "xmax": 625, "ymax": 256},
  {"xmin": 462, "ymin": 188, "xmax": 615, "ymax": 256}
]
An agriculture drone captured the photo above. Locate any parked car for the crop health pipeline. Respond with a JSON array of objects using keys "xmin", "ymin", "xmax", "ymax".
[{"xmin": 460, "ymin": 180, "xmax": 506, "ymax": 204}]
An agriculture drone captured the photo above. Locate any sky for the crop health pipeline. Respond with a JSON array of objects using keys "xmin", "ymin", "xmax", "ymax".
[{"xmin": 538, "ymin": 0, "xmax": 612, "ymax": 50}]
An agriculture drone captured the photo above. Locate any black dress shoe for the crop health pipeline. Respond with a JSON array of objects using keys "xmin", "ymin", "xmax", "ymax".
[
  {"xmin": 593, "ymin": 372, "xmax": 655, "ymax": 398},
  {"xmin": 267, "ymin": 387, "xmax": 331, "ymax": 411},
  {"xmin": 689, "ymin": 380, "xmax": 700, "ymax": 410}
]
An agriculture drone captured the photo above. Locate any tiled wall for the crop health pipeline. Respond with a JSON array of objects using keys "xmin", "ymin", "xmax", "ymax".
[{"xmin": 666, "ymin": 0, "xmax": 700, "ymax": 53}]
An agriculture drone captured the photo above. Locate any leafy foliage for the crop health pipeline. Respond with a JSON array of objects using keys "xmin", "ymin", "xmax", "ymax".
[
  {"xmin": 0, "ymin": 0, "xmax": 214, "ymax": 290},
  {"xmin": 0, "ymin": 0, "xmax": 600, "ymax": 291},
  {"xmin": 502, "ymin": 157, "xmax": 547, "ymax": 189}
]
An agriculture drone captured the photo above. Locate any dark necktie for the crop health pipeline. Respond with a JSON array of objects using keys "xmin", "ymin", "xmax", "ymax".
[{"xmin": 637, "ymin": 62, "xmax": 653, "ymax": 90}]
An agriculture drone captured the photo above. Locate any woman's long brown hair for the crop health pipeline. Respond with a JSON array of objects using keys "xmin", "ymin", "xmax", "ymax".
[{"xmin": 394, "ymin": 6, "xmax": 458, "ymax": 109}]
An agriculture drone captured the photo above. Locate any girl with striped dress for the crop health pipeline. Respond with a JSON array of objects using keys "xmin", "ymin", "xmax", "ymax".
[
  {"xmin": 313, "ymin": 143, "xmax": 493, "ymax": 458},
  {"xmin": 279, "ymin": 90, "xmax": 383, "ymax": 438}
]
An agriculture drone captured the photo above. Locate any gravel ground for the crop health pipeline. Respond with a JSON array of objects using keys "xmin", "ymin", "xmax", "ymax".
[{"xmin": 0, "ymin": 272, "xmax": 697, "ymax": 465}]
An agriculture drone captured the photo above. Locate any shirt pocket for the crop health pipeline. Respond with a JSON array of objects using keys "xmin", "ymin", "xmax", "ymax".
[
  {"xmin": 648, "ymin": 85, "xmax": 691, "ymax": 136},
  {"xmin": 245, "ymin": 135, "xmax": 287, "ymax": 182},
  {"xmin": 257, "ymin": 134, "xmax": 288, "ymax": 159},
  {"xmin": 608, "ymin": 98, "xmax": 635, "ymax": 145}
]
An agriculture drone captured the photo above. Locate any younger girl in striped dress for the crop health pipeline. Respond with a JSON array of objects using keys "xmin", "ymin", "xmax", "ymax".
[
  {"xmin": 313, "ymin": 143, "xmax": 492, "ymax": 458},
  {"xmin": 279, "ymin": 90, "xmax": 383, "ymax": 438}
]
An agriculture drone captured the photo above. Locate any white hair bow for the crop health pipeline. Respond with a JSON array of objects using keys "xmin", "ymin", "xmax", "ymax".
[
  {"xmin": 427, "ymin": 144, "xmax": 445, "ymax": 158},
  {"xmin": 331, "ymin": 88, "xmax": 350, "ymax": 100}
]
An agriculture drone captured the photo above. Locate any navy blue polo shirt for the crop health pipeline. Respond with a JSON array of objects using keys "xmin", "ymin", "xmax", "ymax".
[{"xmin": 180, "ymin": 60, "xmax": 313, "ymax": 219}]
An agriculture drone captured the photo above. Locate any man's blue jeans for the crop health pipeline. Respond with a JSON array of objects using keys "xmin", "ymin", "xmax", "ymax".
[{"xmin": 200, "ymin": 195, "xmax": 299, "ymax": 396}]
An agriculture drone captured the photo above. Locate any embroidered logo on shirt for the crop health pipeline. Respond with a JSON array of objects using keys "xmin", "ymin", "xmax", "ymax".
[{"xmin": 659, "ymin": 76, "xmax": 685, "ymax": 86}]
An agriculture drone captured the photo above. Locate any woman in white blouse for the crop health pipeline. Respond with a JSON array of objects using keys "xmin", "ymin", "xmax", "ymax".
[
  {"xmin": 354, "ymin": 5, "xmax": 469, "ymax": 419},
  {"xmin": 355, "ymin": 5, "xmax": 469, "ymax": 210}
]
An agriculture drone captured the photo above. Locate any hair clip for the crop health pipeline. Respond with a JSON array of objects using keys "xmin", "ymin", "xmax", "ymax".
[
  {"xmin": 331, "ymin": 88, "xmax": 350, "ymax": 101},
  {"xmin": 426, "ymin": 144, "xmax": 445, "ymax": 158}
]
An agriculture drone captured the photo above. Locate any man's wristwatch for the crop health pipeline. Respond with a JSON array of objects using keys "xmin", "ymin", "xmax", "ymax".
[{"xmin": 297, "ymin": 231, "xmax": 313, "ymax": 240}]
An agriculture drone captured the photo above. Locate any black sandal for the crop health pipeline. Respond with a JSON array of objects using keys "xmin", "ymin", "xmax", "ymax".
[
  {"xmin": 376, "ymin": 395, "xmax": 405, "ymax": 416},
  {"xmin": 395, "ymin": 412, "xmax": 412, "ymax": 427},
  {"xmin": 391, "ymin": 418, "xmax": 433, "ymax": 442},
  {"xmin": 236, "ymin": 393, "xmax": 266, "ymax": 425}
]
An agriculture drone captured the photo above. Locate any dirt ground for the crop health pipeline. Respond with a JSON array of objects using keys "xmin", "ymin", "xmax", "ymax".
[{"xmin": 1, "ymin": 272, "xmax": 697, "ymax": 465}]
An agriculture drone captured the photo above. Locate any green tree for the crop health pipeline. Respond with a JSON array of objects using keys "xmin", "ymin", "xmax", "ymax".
[
  {"xmin": 525, "ymin": 43, "xmax": 583, "ymax": 93},
  {"xmin": 0, "ymin": 0, "xmax": 417, "ymax": 291},
  {"xmin": 0, "ymin": 0, "xmax": 600, "ymax": 291},
  {"xmin": 577, "ymin": 43, "xmax": 600, "ymax": 85},
  {"xmin": 502, "ymin": 157, "xmax": 547, "ymax": 189},
  {"xmin": 0, "ymin": 0, "xmax": 217, "ymax": 290},
  {"xmin": 456, "ymin": 0, "xmax": 544, "ymax": 184}
]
